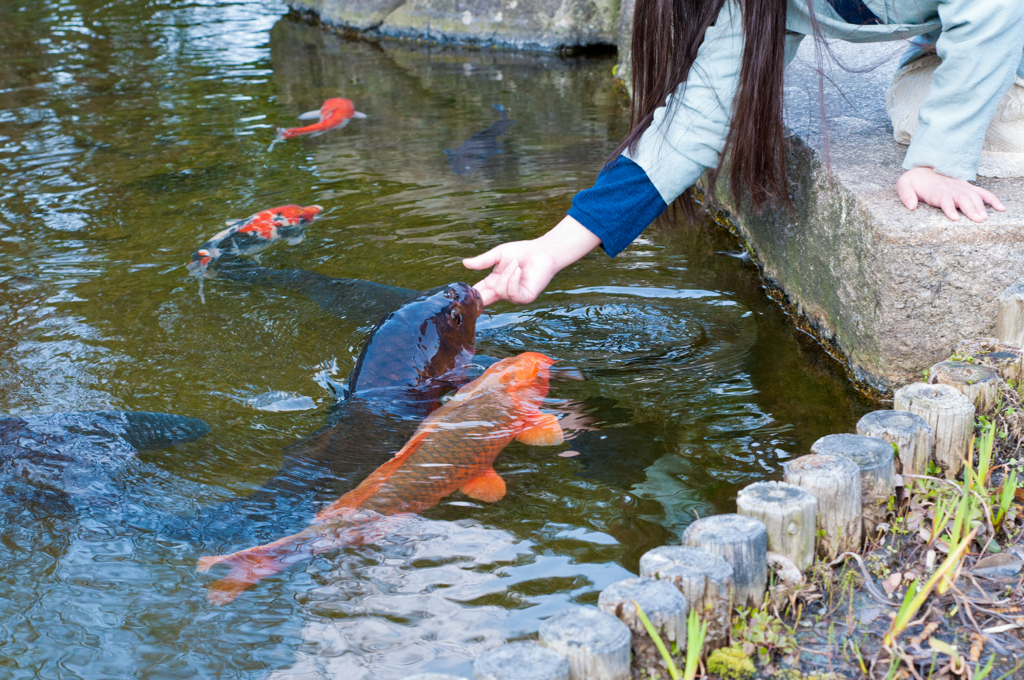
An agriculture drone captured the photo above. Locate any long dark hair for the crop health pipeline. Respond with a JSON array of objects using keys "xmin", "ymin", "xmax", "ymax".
[{"xmin": 613, "ymin": 0, "xmax": 791, "ymax": 217}]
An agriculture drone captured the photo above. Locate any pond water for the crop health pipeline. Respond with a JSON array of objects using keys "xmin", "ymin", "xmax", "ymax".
[{"xmin": 0, "ymin": 1, "xmax": 874, "ymax": 677}]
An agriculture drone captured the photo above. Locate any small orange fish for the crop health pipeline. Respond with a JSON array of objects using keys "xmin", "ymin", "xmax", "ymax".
[
  {"xmin": 197, "ymin": 351, "xmax": 564, "ymax": 604},
  {"xmin": 275, "ymin": 97, "xmax": 366, "ymax": 143}
]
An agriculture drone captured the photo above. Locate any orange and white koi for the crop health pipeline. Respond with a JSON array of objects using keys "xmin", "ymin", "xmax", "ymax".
[
  {"xmin": 197, "ymin": 351, "xmax": 564, "ymax": 604},
  {"xmin": 273, "ymin": 98, "xmax": 366, "ymax": 146},
  {"xmin": 187, "ymin": 204, "xmax": 322, "ymax": 276}
]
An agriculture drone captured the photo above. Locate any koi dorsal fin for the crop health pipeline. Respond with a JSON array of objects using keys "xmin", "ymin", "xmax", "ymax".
[
  {"xmin": 515, "ymin": 412, "xmax": 564, "ymax": 447},
  {"xmin": 315, "ymin": 427, "xmax": 434, "ymax": 521},
  {"xmin": 460, "ymin": 469, "xmax": 506, "ymax": 503}
]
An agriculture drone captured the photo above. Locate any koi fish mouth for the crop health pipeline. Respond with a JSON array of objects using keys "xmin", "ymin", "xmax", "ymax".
[
  {"xmin": 186, "ymin": 250, "xmax": 214, "ymax": 275},
  {"xmin": 469, "ymin": 286, "xmax": 484, "ymax": 316}
]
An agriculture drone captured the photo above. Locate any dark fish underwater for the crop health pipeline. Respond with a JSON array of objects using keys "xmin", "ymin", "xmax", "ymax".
[
  {"xmin": 444, "ymin": 104, "xmax": 516, "ymax": 175},
  {"xmin": 172, "ymin": 268, "xmax": 487, "ymax": 547},
  {"xmin": 0, "ymin": 410, "xmax": 210, "ymax": 505}
]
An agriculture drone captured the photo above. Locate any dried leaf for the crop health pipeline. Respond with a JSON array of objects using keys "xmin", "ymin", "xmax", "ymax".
[{"xmin": 882, "ymin": 572, "xmax": 903, "ymax": 595}]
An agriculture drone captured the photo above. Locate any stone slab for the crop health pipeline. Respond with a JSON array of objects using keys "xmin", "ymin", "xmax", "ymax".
[
  {"xmin": 716, "ymin": 41, "xmax": 1024, "ymax": 395},
  {"xmin": 288, "ymin": 0, "xmax": 619, "ymax": 50}
]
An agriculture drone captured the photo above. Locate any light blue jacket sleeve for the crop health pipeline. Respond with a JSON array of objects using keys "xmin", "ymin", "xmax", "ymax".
[
  {"xmin": 902, "ymin": 0, "xmax": 1024, "ymax": 180},
  {"xmin": 622, "ymin": 0, "xmax": 745, "ymax": 205}
]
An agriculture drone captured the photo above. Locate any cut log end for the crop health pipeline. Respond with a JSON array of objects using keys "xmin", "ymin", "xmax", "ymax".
[
  {"xmin": 737, "ymin": 481, "xmax": 817, "ymax": 571},
  {"xmin": 995, "ymin": 281, "xmax": 1024, "ymax": 349},
  {"xmin": 928, "ymin": 360, "xmax": 1000, "ymax": 411},
  {"xmin": 638, "ymin": 545, "xmax": 733, "ymax": 649},
  {"xmin": 682, "ymin": 514, "xmax": 768, "ymax": 609},
  {"xmin": 598, "ymin": 577, "xmax": 688, "ymax": 649},
  {"xmin": 810, "ymin": 434, "xmax": 894, "ymax": 538},
  {"xmin": 856, "ymin": 409, "xmax": 933, "ymax": 476},
  {"xmin": 473, "ymin": 642, "xmax": 570, "ymax": 680},
  {"xmin": 538, "ymin": 607, "xmax": 631, "ymax": 680},
  {"xmin": 894, "ymin": 382, "xmax": 974, "ymax": 478},
  {"xmin": 783, "ymin": 454, "xmax": 862, "ymax": 559}
]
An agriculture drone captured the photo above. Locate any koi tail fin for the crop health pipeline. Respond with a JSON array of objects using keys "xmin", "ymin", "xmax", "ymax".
[
  {"xmin": 197, "ymin": 539, "xmax": 304, "ymax": 605},
  {"xmin": 197, "ymin": 519, "xmax": 370, "ymax": 604},
  {"xmin": 267, "ymin": 128, "xmax": 288, "ymax": 152}
]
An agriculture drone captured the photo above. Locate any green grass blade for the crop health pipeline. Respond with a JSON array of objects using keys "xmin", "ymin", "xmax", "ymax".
[
  {"xmin": 633, "ymin": 599, "xmax": 681, "ymax": 680},
  {"xmin": 683, "ymin": 608, "xmax": 707, "ymax": 680}
]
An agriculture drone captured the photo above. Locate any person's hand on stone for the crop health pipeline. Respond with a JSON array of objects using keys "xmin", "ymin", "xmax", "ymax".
[
  {"xmin": 463, "ymin": 215, "xmax": 601, "ymax": 306},
  {"xmin": 896, "ymin": 167, "xmax": 1006, "ymax": 222}
]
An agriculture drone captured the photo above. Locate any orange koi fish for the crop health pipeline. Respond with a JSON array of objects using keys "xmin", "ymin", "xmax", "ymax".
[
  {"xmin": 197, "ymin": 351, "xmax": 564, "ymax": 604},
  {"xmin": 186, "ymin": 204, "xmax": 322, "ymax": 301},
  {"xmin": 274, "ymin": 97, "xmax": 367, "ymax": 143}
]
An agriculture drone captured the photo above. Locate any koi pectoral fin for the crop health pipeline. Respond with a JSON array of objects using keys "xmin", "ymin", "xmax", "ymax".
[
  {"xmin": 515, "ymin": 412, "xmax": 564, "ymax": 447},
  {"xmin": 297, "ymin": 110, "xmax": 322, "ymax": 120},
  {"xmin": 460, "ymin": 469, "xmax": 506, "ymax": 503}
]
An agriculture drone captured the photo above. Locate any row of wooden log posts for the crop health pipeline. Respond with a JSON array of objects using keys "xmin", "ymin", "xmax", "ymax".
[{"xmin": 406, "ymin": 282, "xmax": 1024, "ymax": 680}]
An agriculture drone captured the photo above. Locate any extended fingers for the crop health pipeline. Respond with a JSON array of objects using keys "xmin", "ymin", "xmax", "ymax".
[
  {"xmin": 492, "ymin": 259, "xmax": 521, "ymax": 302},
  {"xmin": 473, "ymin": 282, "xmax": 499, "ymax": 306},
  {"xmin": 974, "ymin": 185, "xmax": 1006, "ymax": 212},
  {"xmin": 958, "ymin": 190, "xmax": 987, "ymax": 223},
  {"xmin": 939, "ymin": 194, "xmax": 960, "ymax": 221},
  {"xmin": 463, "ymin": 246, "xmax": 503, "ymax": 271}
]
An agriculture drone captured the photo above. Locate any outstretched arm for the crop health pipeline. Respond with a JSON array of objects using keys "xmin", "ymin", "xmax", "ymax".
[{"xmin": 466, "ymin": 1, "xmax": 746, "ymax": 305}]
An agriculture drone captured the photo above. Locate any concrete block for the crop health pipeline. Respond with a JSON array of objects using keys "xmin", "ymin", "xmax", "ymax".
[{"xmin": 715, "ymin": 41, "xmax": 1024, "ymax": 394}]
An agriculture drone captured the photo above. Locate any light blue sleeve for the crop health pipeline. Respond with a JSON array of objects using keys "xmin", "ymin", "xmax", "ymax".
[
  {"xmin": 902, "ymin": 0, "xmax": 1024, "ymax": 180},
  {"xmin": 622, "ymin": 0, "xmax": 745, "ymax": 205}
]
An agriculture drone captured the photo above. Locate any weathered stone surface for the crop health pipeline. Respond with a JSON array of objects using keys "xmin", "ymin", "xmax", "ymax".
[
  {"xmin": 292, "ymin": 0, "xmax": 407, "ymax": 30},
  {"xmin": 613, "ymin": 0, "xmax": 633, "ymax": 88},
  {"xmin": 289, "ymin": 0, "xmax": 620, "ymax": 51},
  {"xmin": 713, "ymin": 42, "xmax": 1024, "ymax": 394}
]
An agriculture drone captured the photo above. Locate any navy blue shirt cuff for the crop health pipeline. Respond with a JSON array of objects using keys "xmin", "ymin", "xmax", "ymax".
[{"xmin": 567, "ymin": 156, "xmax": 668, "ymax": 258}]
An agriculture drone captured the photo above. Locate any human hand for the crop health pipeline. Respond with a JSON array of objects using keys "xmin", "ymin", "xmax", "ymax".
[
  {"xmin": 463, "ymin": 215, "xmax": 601, "ymax": 306},
  {"xmin": 462, "ymin": 243, "xmax": 556, "ymax": 306},
  {"xmin": 896, "ymin": 167, "xmax": 1006, "ymax": 222}
]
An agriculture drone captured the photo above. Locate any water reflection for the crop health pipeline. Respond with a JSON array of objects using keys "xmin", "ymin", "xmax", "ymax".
[{"xmin": 0, "ymin": 1, "xmax": 872, "ymax": 677}]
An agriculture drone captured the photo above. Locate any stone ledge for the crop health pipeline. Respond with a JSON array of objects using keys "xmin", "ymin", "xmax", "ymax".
[
  {"xmin": 287, "ymin": 0, "xmax": 619, "ymax": 51},
  {"xmin": 716, "ymin": 41, "xmax": 1024, "ymax": 396}
]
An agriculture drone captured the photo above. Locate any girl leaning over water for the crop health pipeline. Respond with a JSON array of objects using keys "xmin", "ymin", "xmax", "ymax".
[{"xmin": 464, "ymin": 0, "xmax": 1023, "ymax": 306}]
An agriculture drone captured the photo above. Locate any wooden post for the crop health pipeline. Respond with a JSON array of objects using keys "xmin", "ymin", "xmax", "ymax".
[
  {"xmin": 638, "ymin": 546, "xmax": 733, "ymax": 650},
  {"xmin": 736, "ymin": 481, "xmax": 817, "ymax": 571},
  {"xmin": 928, "ymin": 360, "xmax": 1000, "ymax": 412},
  {"xmin": 538, "ymin": 608, "xmax": 631, "ymax": 680},
  {"xmin": 410, "ymin": 675, "xmax": 470, "ymax": 680},
  {"xmin": 893, "ymin": 382, "xmax": 974, "ymax": 478},
  {"xmin": 975, "ymin": 350, "xmax": 1024, "ymax": 385},
  {"xmin": 473, "ymin": 642, "xmax": 570, "ymax": 680},
  {"xmin": 810, "ymin": 434, "xmax": 895, "ymax": 538},
  {"xmin": 598, "ymin": 578, "xmax": 688, "ymax": 664},
  {"xmin": 682, "ymin": 514, "xmax": 768, "ymax": 609},
  {"xmin": 857, "ymin": 409, "xmax": 933, "ymax": 476},
  {"xmin": 953, "ymin": 338, "xmax": 1024, "ymax": 384},
  {"xmin": 783, "ymin": 454, "xmax": 862, "ymax": 559},
  {"xmin": 996, "ymin": 282, "xmax": 1024, "ymax": 348}
]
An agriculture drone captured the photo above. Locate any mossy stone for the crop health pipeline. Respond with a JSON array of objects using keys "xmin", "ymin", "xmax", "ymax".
[{"xmin": 706, "ymin": 646, "xmax": 756, "ymax": 680}]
